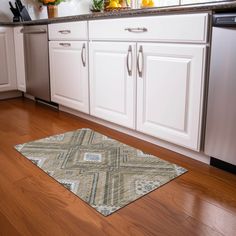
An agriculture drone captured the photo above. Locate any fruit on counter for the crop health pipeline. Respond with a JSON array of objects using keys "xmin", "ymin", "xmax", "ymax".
[
  {"xmin": 148, "ymin": 0, "xmax": 154, "ymax": 7},
  {"xmin": 107, "ymin": 0, "xmax": 128, "ymax": 8},
  {"xmin": 119, "ymin": 0, "xmax": 127, "ymax": 7},
  {"xmin": 141, "ymin": 0, "xmax": 155, "ymax": 8},
  {"xmin": 141, "ymin": 0, "xmax": 149, "ymax": 7},
  {"xmin": 108, "ymin": 1, "xmax": 119, "ymax": 7}
]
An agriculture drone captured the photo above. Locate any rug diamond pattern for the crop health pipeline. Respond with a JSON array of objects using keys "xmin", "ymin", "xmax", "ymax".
[{"xmin": 15, "ymin": 128, "xmax": 187, "ymax": 216}]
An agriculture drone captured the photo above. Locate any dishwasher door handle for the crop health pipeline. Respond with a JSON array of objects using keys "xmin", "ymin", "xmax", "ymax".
[{"xmin": 20, "ymin": 29, "xmax": 47, "ymax": 34}]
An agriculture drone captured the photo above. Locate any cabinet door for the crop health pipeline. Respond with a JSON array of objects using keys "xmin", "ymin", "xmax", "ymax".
[
  {"xmin": 14, "ymin": 27, "xmax": 26, "ymax": 92},
  {"xmin": 137, "ymin": 43, "xmax": 206, "ymax": 150},
  {"xmin": 0, "ymin": 27, "xmax": 17, "ymax": 92},
  {"xmin": 89, "ymin": 42, "xmax": 136, "ymax": 129},
  {"xmin": 49, "ymin": 41, "xmax": 89, "ymax": 113}
]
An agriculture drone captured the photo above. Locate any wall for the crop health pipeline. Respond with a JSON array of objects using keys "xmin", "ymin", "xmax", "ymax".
[
  {"xmin": 138, "ymin": 0, "xmax": 223, "ymax": 8},
  {"xmin": 0, "ymin": 0, "xmax": 12, "ymax": 21},
  {"xmin": 27, "ymin": 0, "xmax": 92, "ymax": 20},
  {"xmin": 0, "ymin": 0, "xmax": 91, "ymax": 21},
  {"xmin": 0, "ymin": 0, "xmax": 224, "ymax": 22},
  {"xmin": 181, "ymin": 0, "xmax": 222, "ymax": 4}
]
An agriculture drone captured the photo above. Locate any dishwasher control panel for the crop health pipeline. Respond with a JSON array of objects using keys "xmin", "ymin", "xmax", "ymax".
[{"xmin": 213, "ymin": 13, "xmax": 236, "ymax": 26}]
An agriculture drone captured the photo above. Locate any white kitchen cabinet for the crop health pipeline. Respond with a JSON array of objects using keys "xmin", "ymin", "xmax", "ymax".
[
  {"xmin": 0, "ymin": 27, "xmax": 17, "ymax": 92},
  {"xmin": 136, "ymin": 43, "xmax": 206, "ymax": 150},
  {"xmin": 88, "ymin": 13, "xmax": 208, "ymax": 150},
  {"xmin": 14, "ymin": 26, "xmax": 26, "ymax": 92},
  {"xmin": 49, "ymin": 41, "xmax": 89, "ymax": 113},
  {"xmin": 89, "ymin": 42, "xmax": 136, "ymax": 129}
]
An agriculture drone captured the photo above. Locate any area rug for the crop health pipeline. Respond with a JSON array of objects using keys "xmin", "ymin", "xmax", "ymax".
[{"xmin": 15, "ymin": 128, "xmax": 187, "ymax": 216}]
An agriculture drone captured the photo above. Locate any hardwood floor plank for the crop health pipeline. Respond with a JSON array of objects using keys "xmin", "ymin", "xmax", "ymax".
[
  {"xmin": 175, "ymin": 173, "xmax": 236, "ymax": 212},
  {"xmin": 0, "ymin": 211, "xmax": 22, "ymax": 236},
  {"xmin": 0, "ymin": 98, "xmax": 236, "ymax": 236},
  {"xmin": 148, "ymin": 181, "xmax": 236, "ymax": 236}
]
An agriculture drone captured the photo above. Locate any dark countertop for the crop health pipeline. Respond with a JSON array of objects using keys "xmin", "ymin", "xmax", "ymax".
[{"xmin": 1, "ymin": 1, "xmax": 236, "ymax": 26}]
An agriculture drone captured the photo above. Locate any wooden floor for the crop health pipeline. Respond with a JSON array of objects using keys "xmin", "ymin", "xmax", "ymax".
[{"xmin": 0, "ymin": 98, "xmax": 236, "ymax": 236}]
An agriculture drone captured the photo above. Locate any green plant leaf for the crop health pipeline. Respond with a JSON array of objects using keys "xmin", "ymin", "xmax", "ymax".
[{"xmin": 91, "ymin": 0, "xmax": 104, "ymax": 10}]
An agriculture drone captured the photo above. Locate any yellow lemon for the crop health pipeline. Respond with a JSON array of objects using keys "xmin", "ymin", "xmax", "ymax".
[
  {"xmin": 108, "ymin": 1, "xmax": 118, "ymax": 7},
  {"xmin": 141, "ymin": 0, "xmax": 150, "ymax": 7},
  {"xmin": 148, "ymin": 0, "xmax": 154, "ymax": 7}
]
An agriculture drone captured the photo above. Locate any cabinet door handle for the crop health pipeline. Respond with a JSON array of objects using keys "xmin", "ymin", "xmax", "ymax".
[
  {"xmin": 81, "ymin": 43, "xmax": 86, "ymax": 67},
  {"xmin": 126, "ymin": 45, "xmax": 132, "ymax": 76},
  {"xmin": 58, "ymin": 30, "xmax": 71, "ymax": 34},
  {"xmin": 59, "ymin": 43, "xmax": 71, "ymax": 47},
  {"xmin": 137, "ymin": 45, "xmax": 143, "ymax": 77},
  {"xmin": 124, "ymin": 27, "xmax": 148, "ymax": 33}
]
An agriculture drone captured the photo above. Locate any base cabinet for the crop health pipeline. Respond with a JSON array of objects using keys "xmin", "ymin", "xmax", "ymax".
[
  {"xmin": 89, "ymin": 42, "xmax": 136, "ymax": 129},
  {"xmin": 89, "ymin": 41, "xmax": 206, "ymax": 150},
  {"xmin": 0, "ymin": 27, "xmax": 17, "ymax": 92},
  {"xmin": 14, "ymin": 26, "xmax": 26, "ymax": 92},
  {"xmin": 136, "ymin": 43, "xmax": 206, "ymax": 150},
  {"xmin": 48, "ymin": 14, "xmax": 208, "ymax": 152},
  {"xmin": 49, "ymin": 41, "xmax": 89, "ymax": 113}
]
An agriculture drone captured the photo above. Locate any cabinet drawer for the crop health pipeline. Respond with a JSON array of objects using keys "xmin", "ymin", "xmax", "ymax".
[
  {"xmin": 89, "ymin": 13, "xmax": 208, "ymax": 43},
  {"xmin": 49, "ymin": 21, "xmax": 88, "ymax": 41}
]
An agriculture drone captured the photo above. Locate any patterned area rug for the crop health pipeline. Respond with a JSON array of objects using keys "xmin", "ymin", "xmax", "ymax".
[{"xmin": 15, "ymin": 128, "xmax": 187, "ymax": 216}]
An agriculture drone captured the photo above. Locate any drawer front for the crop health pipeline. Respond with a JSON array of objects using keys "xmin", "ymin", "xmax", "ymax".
[
  {"xmin": 89, "ymin": 13, "xmax": 208, "ymax": 43},
  {"xmin": 49, "ymin": 21, "xmax": 88, "ymax": 40}
]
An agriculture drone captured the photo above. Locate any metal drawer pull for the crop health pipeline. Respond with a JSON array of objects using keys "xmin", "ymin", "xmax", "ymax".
[
  {"xmin": 126, "ymin": 45, "xmax": 132, "ymax": 76},
  {"xmin": 59, "ymin": 43, "xmax": 71, "ymax": 47},
  {"xmin": 124, "ymin": 27, "xmax": 148, "ymax": 33},
  {"xmin": 81, "ymin": 43, "xmax": 86, "ymax": 67},
  {"xmin": 58, "ymin": 30, "xmax": 71, "ymax": 34},
  {"xmin": 137, "ymin": 45, "xmax": 143, "ymax": 78}
]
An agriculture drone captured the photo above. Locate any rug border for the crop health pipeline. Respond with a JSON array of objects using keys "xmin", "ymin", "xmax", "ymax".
[{"xmin": 14, "ymin": 128, "xmax": 188, "ymax": 217}]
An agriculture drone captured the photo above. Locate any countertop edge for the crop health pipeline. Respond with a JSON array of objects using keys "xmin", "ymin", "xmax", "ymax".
[{"xmin": 0, "ymin": 1, "xmax": 236, "ymax": 26}]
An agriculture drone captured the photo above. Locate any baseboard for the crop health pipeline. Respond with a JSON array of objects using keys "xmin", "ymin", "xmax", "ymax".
[
  {"xmin": 23, "ymin": 93, "xmax": 35, "ymax": 100},
  {"xmin": 0, "ymin": 90, "xmax": 23, "ymax": 100},
  {"xmin": 60, "ymin": 105, "xmax": 210, "ymax": 165}
]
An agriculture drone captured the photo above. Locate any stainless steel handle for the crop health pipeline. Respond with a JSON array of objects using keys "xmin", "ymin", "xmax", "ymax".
[
  {"xmin": 126, "ymin": 45, "xmax": 132, "ymax": 76},
  {"xmin": 137, "ymin": 45, "xmax": 143, "ymax": 78},
  {"xmin": 20, "ymin": 29, "xmax": 47, "ymax": 34},
  {"xmin": 81, "ymin": 43, "xmax": 86, "ymax": 67},
  {"xmin": 59, "ymin": 43, "xmax": 71, "ymax": 47},
  {"xmin": 58, "ymin": 30, "xmax": 71, "ymax": 34},
  {"xmin": 124, "ymin": 27, "xmax": 148, "ymax": 33}
]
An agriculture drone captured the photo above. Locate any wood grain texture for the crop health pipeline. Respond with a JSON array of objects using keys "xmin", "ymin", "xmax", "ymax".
[{"xmin": 0, "ymin": 98, "xmax": 236, "ymax": 236}]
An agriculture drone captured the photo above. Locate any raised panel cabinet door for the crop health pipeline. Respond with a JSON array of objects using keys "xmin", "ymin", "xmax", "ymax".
[
  {"xmin": 49, "ymin": 41, "xmax": 89, "ymax": 113},
  {"xmin": 89, "ymin": 42, "xmax": 136, "ymax": 129},
  {"xmin": 136, "ymin": 43, "xmax": 206, "ymax": 150},
  {"xmin": 14, "ymin": 27, "xmax": 26, "ymax": 92},
  {"xmin": 0, "ymin": 27, "xmax": 17, "ymax": 92}
]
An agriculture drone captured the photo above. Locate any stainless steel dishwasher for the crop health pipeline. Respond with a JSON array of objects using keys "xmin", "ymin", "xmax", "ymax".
[
  {"xmin": 205, "ymin": 13, "xmax": 236, "ymax": 173},
  {"xmin": 22, "ymin": 25, "xmax": 51, "ymax": 102}
]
